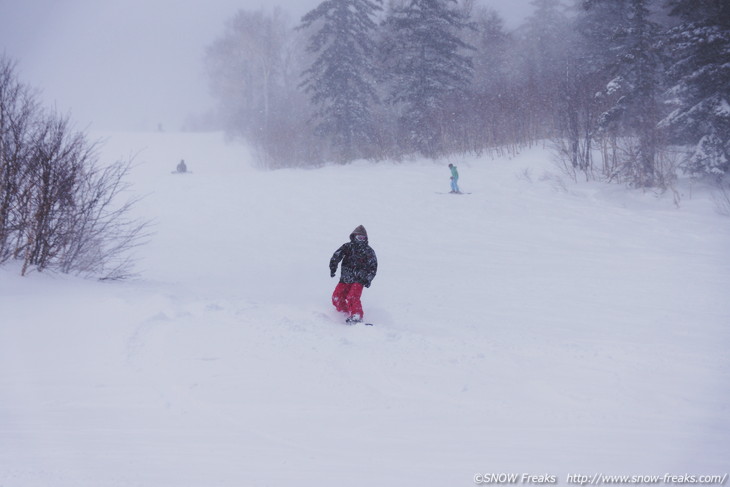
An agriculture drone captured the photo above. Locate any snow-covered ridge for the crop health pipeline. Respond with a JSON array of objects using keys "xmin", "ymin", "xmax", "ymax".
[{"xmin": 1, "ymin": 132, "xmax": 728, "ymax": 486}]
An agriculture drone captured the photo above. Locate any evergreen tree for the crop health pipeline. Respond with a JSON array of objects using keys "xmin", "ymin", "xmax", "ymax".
[
  {"xmin": 468, "ymin": 7, "xmax": 508, "ymax": 94},
  {"xmin": 588, "ymin": 0, "xmax": 666, "ymax": 187},
  {"xmin": 381, "ymin": 0, "xmax": 474, "ymax": 157},
  {"xmin": 458, "ymin": 7, "xmax": 519, "ymax": 150},
  {"xmin": 554, "ymin": 0, "xmax": 630, "ymax": 180},
  {"xmin": 662, "ymin": 0, "xmax": 730, "ymax": 178},
  {"xmin": 519, "ymin": 0, "xmax": 572, "ymax": 137},
  {"xmin": 299, "ymin": 0, "xmax": 383, "ymax": 162}
]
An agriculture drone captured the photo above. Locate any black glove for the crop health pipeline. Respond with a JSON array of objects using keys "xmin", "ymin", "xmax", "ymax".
[
  {"xmin": 364, "ymin": 281, "xmax": 371, "ymax": 288},
  {"xmin": 330, "ymin": 271, "xmax": 336, "ymax": 278}
]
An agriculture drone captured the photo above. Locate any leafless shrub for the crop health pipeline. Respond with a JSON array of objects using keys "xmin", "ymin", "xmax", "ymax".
[
  {"xmin": 55, "ymin": 156, "xmax": 150, "ymax": 280},
  {"xmin": 539, "ymin": 171, "xmax": 569, "ymax": 193},
  {"xmin": 1, "ymin": 55, "xmax": 149, "ymax": 279}
]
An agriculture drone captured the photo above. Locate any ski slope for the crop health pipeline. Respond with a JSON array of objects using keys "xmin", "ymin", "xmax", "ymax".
[{"xmin": 1, "ymin": 132, "xmax": 729, "ymax": 486}]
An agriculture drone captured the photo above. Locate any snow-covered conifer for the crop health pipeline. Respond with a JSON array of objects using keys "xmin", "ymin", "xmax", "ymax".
[
  {"xmin": 380, "ymin": 0, "xmax": 474, "ymax": 157},
  {"xmin": 662, "ymin": 0, "xmax": 730, "ymax": 178},
  {"xmin": 520, "ymin": 0, "xmax": 572, "ymax": 134},
  {"xmin": 299, "ymin": 0, "xmax": 383, "ymax": 162},
  {"xmin": 584, "ymin": 0, "xmax": 666, "ymax": 187}
]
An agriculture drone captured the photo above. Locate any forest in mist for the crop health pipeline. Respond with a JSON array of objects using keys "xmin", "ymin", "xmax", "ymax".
[
  {"xmin": 204, "ymin": 0, "xmax": 729, "ymax": 189},
  {"xmin": 1, "ymin": 0, "xmax": 729, "ymax": 279}
]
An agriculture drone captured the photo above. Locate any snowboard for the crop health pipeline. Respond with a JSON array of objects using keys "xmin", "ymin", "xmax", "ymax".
[
  {"xmin": 315, "ymin": 311, "xmax": 374, "ymax": 326},
  {"xmin": 345, "ymin": 316, "xmax": 374, "ymax": 326},
  {"xmin": 346, "ymin": 321, "xmax": 374, "ymax": 326}
]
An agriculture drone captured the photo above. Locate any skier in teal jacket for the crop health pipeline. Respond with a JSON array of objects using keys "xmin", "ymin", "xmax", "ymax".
[{"xmin": 448, "ymin": 163, "xmax": 460, "ymax": 193}]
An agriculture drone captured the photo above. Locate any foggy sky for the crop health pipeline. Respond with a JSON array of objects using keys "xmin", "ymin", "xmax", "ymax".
[{"xmin": 0, "ymin": 0, "xmax": 534, "ymax": 132}]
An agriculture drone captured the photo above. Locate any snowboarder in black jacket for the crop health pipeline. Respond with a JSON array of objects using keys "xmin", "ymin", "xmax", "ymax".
[{"xmin": 330, "ymin": 225, "xmax": 377, "ymax": 323}]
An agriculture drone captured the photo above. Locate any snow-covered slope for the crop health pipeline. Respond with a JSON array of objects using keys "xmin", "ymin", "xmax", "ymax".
[{"xmin": 1, "ymin": 132, "xmax": 728, "ymax": 486}]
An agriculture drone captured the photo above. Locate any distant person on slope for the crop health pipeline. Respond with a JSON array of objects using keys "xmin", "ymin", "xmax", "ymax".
[
  {"xmin": 329, "ymin": 225, "xmax": 378, "ymax": 324},
  {"xmin": 176, "ymin": 159, "xmax": 187, "ymax": 173},
  {"xmin": 448, "ymin": 163, "xmax": 460, "ymax": 193}
]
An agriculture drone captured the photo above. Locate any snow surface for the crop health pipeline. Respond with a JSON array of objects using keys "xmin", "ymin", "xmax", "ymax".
[{"xmin": 1, "ymin": 132, "xmax": 729, "ymax": 486}]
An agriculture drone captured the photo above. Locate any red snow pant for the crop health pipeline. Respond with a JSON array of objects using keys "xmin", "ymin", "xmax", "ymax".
[{"xmin": 332, "ymin": 282, "xmax": 364, "ymax": 319}]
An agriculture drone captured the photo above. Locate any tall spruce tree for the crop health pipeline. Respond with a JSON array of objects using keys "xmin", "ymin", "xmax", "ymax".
[
  {"xmin": 587, "ymin": 0, "xmax": 666, "ymax": 187},
  {"xmin": 520, "ymin": 0, "xmax": 571, "ymax": 138},
  {"xmin": 381, "ymin": 0, "xmax": 474, "ymax": 157},
  {"xmin": 299, "ymin": 0, "xmax": 383, "ymax": 162},
  {"xmin": 662, "ymin": 0, "xmax": 730, "ymax": 178},
  {"xmin": 461, "ymin": 7, "xmax": 514, "ymax": 149},
  {"xmin": 555, "ymin": 0, "xmax": 629, "ymax": 180}
]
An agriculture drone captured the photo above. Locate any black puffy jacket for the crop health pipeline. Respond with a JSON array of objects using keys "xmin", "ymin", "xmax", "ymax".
[{"xmin": 330, "ymin": 230, "xmax": 377, "ymax": 287}]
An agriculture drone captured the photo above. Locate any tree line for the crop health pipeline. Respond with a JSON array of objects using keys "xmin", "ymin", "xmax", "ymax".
[{"xmin": 204, "ymin": 0, "xmax": 729, "ymax": 188}]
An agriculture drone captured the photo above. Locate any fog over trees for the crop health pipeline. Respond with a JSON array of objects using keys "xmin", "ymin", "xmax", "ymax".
[{"xmin": 204, "ymin": 0, "xmax": 729, "ymax": 188}]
